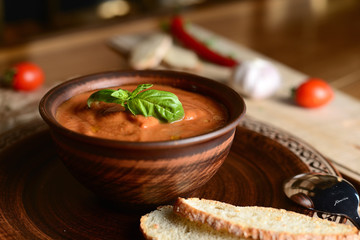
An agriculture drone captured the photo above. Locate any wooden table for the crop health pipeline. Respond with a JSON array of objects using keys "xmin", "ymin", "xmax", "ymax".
[{"xmin": 0, "ymin": 0, "xmax": 360, "ymax": 178}]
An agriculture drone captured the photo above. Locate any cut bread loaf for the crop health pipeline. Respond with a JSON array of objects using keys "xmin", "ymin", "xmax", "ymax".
[
  {"xmin": 129, "ymin": 33, "xmax": 172, "ymax": 70},
  {"xmin": 163, "ymin": 45, "xmax": 200, "ymax": 70},
  {"xmin": 173, "ymin": 197, "xmax": 360, "ymax": 240},
  {"xmin": 140, "ymin": 205, "xmax": 241, "ymax": 240}
]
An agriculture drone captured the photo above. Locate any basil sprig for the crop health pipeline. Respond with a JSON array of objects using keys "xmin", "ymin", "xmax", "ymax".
[{"xmin": 87, "ymin": 84, "xmax": 184, "ymax": 123}]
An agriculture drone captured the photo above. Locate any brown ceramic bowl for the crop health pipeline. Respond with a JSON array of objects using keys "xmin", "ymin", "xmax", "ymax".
[{"xmin": 39, "ymin": 70, "xmax": 246, "ymax": 206}]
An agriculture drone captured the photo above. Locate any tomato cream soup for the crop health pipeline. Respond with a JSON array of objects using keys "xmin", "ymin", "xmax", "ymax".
[{"xmin": 56, "ymin": 84, "xmax": 228, "ymax": 142}]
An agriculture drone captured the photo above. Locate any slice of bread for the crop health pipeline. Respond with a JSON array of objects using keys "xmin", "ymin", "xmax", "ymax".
[
  {"xmin": 173, "ymin": 198, "xmax": 360, "ymax": 240},
  {"xmin": 140, "ymin": 205, "xmax": 241, "ymax": 240},
  {"xmin": 129, "ymin": 33, "xmax": 172, "ymax": 70},
  {"xmin": 163, "ymin": 45, "xmax": 200, "ymax": 70}
]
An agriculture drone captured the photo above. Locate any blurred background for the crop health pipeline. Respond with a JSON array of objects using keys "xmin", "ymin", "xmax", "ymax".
[
  {"xmin": 0, "ymin": 0, "xmax": 359, "ymax": 99},
  {"xmin": 0, "ymin": 0, "xmax": 233, "ymax": 46}
]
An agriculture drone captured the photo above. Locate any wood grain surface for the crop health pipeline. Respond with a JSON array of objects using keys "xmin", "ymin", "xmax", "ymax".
[{"xmin": 0, "ymin": 118, "xmax": 344, "ymax": 240}]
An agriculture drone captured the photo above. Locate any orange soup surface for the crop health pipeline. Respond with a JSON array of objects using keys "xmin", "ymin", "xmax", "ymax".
[{"xmin": 56, "ymin": 84, "xmax": 228, "ymax": 141}]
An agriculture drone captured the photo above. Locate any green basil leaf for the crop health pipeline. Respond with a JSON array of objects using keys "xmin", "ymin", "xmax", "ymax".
[
  {"xmin": 126, "ymin": 89, "xmax": 184, "ymax": 123},
  {"xmin": 87, "ymin": 89, "xmax": 125, "ymax": 107},
  {"xmin": 130, "ymin": 84, "xmax": 153, "ymax": 98},
  {"xmin": 87, "ymin": 84, "xmax": 185, "ymax": 123},
  {"xmin": 111, "ymin": 89, "xmax": 131, "ymax": 100}
]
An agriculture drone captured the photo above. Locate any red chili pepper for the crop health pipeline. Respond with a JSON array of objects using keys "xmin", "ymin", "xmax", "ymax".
[{"xmin": 170, "ymin": 16, "xmax": 238, "ymax": 67}]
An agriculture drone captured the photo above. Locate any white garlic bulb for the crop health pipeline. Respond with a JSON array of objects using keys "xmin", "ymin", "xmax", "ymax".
[{"xmin": 230, "ymin": 59, "xmax": 282, "ymax": 99}]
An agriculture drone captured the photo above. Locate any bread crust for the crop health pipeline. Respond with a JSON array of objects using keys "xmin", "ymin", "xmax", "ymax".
[
  {"xmin": 173, "ymin": 198, "xmax": 360, "ymax": 240},
  {"xmin": 140, "ymin": 210, "xmax": 153, "ymax": 240}
]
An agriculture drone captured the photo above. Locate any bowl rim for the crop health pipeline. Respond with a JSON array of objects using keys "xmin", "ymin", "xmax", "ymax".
[{"xmin": 39, "ymin": 70, "xmax": 246, "ymax": 149}]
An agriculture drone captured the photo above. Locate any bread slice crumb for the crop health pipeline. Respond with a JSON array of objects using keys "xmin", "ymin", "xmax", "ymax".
[
  {"xmin": 140, "ymin": 206, "xmax": 241, "ymax": 240},
  {"xmin": 130, "ymin": 33, "xmax": 172, "ymax": 70},
  {"xmin": 173, "ymin": 197, "xmax": 360, "ymax": 240},
  {"xmin": 163, "ymin": 45, "xmax": 200, "ymax": 70}
]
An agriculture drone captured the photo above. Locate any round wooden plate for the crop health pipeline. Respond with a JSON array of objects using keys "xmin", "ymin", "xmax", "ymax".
[{"xmin": 0, "ymin": 117, "xmax": 341, "ymax": 240}]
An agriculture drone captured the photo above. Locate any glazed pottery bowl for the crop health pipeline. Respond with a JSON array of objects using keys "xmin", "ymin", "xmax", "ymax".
[{"xmin": 39, "ymin": 70, "xmax": 246, "ymax": 206}]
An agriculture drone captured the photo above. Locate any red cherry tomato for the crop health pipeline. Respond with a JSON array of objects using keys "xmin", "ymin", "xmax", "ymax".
[
  {"xmin": 7, "ymin": 62, "xmax": 44, "ymax": 91},
  {"xmin": 294, "ymin": 78, "xmax": 334, "ymax": 108}
]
